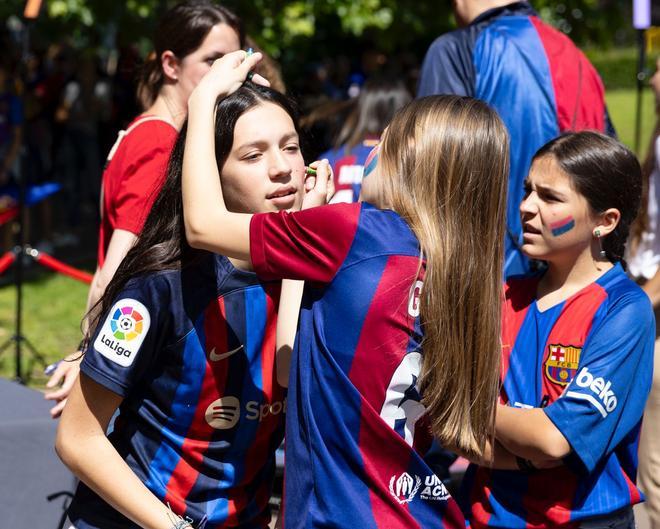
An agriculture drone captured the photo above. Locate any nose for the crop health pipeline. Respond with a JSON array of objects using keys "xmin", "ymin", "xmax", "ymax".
[
  {"xmin": 519, "ymin": 191, "xmax": 538, "ymax": 218},
  {"xmin": 268, "ymin": 150, "xmax": 292, "ymax": 181}
]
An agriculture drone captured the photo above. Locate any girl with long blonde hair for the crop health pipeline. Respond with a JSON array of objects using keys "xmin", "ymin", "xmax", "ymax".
[{"xmin": 181, "ymin": 51, "xmax": 509, "ymax": 528}]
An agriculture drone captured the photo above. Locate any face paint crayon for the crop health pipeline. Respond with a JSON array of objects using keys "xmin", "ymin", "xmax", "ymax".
[
  {"xmin": 363, "ymin": 144, "xmax": 379, "ymax": 178},
  {"xmin": 550, "ymin": 216, "xmax": 575, "ymax": 237}
]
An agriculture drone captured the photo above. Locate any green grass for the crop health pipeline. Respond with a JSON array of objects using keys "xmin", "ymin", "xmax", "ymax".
[
  {"xmin": 606, "ymin": 87, "xmax": 656, "ymax": 158},
  {"xmin": 0, "ymin": 272, "xmax": 88, "ymax": 388}
]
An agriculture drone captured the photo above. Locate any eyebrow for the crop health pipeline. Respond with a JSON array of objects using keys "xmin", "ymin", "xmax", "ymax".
[
  {"xmin": 235, "ymin": 131, "xmax": 299, "ymax": 151},
  {"xmin": 531, "ymin": 182, "xmax": 568, "ymax": 198}
]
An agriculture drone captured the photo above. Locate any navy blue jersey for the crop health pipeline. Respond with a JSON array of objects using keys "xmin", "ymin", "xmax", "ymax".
[
  {"xmin": 68, "ymin": 254, "xmax": 285, "ymax": 529},
  {"xmin": 465, "ymin": 264, "xmax": 654, "ymax": 528},
  {"xmin": 418, "ymin": 2, "xmax": 612, "ymax": 277}
]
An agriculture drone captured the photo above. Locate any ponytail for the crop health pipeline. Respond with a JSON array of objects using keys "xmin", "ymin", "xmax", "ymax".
[{"xmin": 136, "ymin": 52, "xmax": 163, "ymax": 110}]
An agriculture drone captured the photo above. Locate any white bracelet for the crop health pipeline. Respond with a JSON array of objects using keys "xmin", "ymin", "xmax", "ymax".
[{"xmin": 166, "ymin": 503, "xmax": 194, "ymax": 529}]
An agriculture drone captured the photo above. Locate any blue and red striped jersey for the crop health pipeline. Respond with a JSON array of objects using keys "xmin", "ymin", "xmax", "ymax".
[
  {"xmin": 321, "ymin": 139, "xmax": 380, "ymax": 203},
  {"xmin": 68, "ymin": 254, "xmax": 285, "ymax": 529},
  {"xmin": 250, "ymin": 202, "xmax": 466, "ymax": 529},
  {"xmin": 464, "ymin": 264, "xmax": 654, "ymax": 528},
  {"xmin": 418, "ymin": 2, "xmax": 613, "ymax": 277}
]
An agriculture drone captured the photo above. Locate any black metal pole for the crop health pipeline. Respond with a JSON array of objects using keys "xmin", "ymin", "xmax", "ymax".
[{"xmin": 635, "ymin": 28, "xmax": 647, "ymax": 155}]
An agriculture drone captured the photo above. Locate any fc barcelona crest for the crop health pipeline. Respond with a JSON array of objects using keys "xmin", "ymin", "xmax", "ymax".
[{"xmin": 545, "ymin": 344, "xmax": 582, "ymax": 386}]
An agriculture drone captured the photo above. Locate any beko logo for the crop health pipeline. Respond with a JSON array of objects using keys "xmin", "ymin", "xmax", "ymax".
[{"xmin": 566, "ymin": 367, "xmax": 617, "ymax": 418}]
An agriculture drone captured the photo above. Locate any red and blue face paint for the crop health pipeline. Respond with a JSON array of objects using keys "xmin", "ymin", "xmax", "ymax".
[
  {"xmin": 550, "ymin": 216, "xmax": 575, "ymax": 237},
  {"xmin": 363, "ymin": 144, "xmax": 379, "ymax": 178}
]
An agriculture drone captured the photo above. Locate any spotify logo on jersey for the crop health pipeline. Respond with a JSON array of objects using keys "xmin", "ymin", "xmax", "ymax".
[{"xmin": 205, "ymin": 397, "xmax": 240, "ymax": 429}]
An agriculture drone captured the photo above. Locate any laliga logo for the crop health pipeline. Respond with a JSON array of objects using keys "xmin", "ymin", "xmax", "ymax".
[
  {"xmin": 389, "ymin": 472, "xmax": 421, "ymax": 504},
  {"xmin": 566, "ymin": 367, "xmax": 617, "ymax": 418},
  {"xmin": 110, "ymin": 306, "xmax": 145, "ymax": 341}
]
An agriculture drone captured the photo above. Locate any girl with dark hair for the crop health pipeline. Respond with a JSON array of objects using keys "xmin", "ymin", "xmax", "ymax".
[
  {"xmin": 56, "ymin": 60, "xmax": 309, "ymax": 527},
  {"xmin": 465, "ymin": 132, "xmax": 655, "ymax": 529},
  {"xmin": 320, "ymin": 78, "xmax": 411, "ymax": 203},
  {"xmin": 182, "ymin": 52, "xmax": 510, "ymax": 528},
  {"xmin": 45, "ymin": 0, "xmax": 243, "ymax": 417}
]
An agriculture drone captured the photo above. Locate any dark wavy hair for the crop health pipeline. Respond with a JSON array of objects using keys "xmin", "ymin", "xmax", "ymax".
[
  {"xmin": 532, "ymin": 131, "xmax": 642, "ymax": 268},
  {"xmin": 137, "ymin": 0, "xmax": 244, "ymax": 109},
  {"xmin": 86, "ymin": 83, "xmax": 300, "ymax": 338}
]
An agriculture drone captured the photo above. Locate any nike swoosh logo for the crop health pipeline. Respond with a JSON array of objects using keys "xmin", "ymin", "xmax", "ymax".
[{"xmin": 209, "ymin": 345, "xmax": 244, "ymax": 361}]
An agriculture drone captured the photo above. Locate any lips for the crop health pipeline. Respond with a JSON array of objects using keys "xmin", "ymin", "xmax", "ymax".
[
  {"xmin": 522, "ymin": 223, "xmax": 541, "ymax": 235},
  {"xmin": 267, "ymin": 186, "xmax": 297, "ymax": 200}
]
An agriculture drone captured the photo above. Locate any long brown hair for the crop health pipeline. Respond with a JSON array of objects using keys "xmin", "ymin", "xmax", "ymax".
[{"xmin": 379, "ymin": 95, "xmax": 509, "ymax": 458}]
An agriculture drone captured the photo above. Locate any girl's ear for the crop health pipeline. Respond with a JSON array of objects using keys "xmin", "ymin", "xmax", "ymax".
[
  {"xmin": 161, "ymin": 50, "xmax": 180, "ymax": 82},
  {"xmin": 593, "ymin": 208, "xmax": 621, "ymax": 237}
]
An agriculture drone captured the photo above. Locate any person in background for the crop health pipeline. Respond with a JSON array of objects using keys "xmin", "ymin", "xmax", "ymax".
[
  {"xmin": 44, "ymin": 0, "xmax": 244, "ymax": 417},
  {"xmin": 321, "ymin": 78, "xmax": 411, "ymax": 203},
  {"xmin": 465, "ymin": 132, "xmax": 653, "ymax": 529},
  {"xmin": 418, "ymin": 0, "xmax": 613, "ymax": 277},
  {"xmin": 628, "ymin": 56, "xmax": 660, "ymax": 529},
  {"xmin": 0, "ymin": 58, "xmax": 23, "ymax": 252},
  {"xmin": 0, "ymin": 59, "xmax": 23, "ymax": 188}
]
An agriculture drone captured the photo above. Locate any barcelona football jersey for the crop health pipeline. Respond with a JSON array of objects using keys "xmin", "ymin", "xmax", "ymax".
[
  {"xmin": 68, "ymin": 254, "xmax": 285, "ymax": 529},
  {"xmin": 321, "ymin": 139, "xmax": 379, "ymax": 203},
  {"xmin": 464, "ymin": 264, "xmax": 655, "ymax": 528},
  {"xmin": 250, "ymin": 202, "xmax": 466, "ymax": 529},
  {"xmin": 418, "ymin": 2, "xmax": 612, "ymax": 277}
]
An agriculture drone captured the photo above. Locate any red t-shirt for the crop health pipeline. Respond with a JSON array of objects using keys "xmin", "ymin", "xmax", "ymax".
[{"xmin": 97, "ymin": 117, "xmax": 177, "ymax": 267}]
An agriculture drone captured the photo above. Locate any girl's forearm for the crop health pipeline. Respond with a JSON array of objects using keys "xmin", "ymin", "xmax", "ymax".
[
  {"xmin": 495, "ymin": 405, "xmax": 571, "ymax": 461},
  {"xmin": 56, "ymin": 376, "xmax": 185, "ymax": 529}
]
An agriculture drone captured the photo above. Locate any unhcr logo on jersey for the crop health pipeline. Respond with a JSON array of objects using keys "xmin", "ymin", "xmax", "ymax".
[{"xmin": 389, "ymin": 472, "xmax": 421, "ymax": 504}]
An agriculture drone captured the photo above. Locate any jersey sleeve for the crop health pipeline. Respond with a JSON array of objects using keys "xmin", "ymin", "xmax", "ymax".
[
  {"xmin": 250, "ymin": 202, "xmax": 361, "ymax": 283},
  {"xmin": 113, "ymin": 123, "xmax": 177, "ymax": 235},
  {"xmin": 543, "ymin": 292, "xmax": 655, "ymax": 473},
  {"xmin": 80, "ymin": 276, "xmax": 173, "ymax": 397},
  {"xmin": 417, "ymin": 32, "xmax": 475, "ymax": 98}
]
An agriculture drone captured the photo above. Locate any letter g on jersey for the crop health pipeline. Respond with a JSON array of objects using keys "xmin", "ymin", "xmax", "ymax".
[{"xmin": 566, "ymin": 367, "xmax": 618, "ymax": 418}]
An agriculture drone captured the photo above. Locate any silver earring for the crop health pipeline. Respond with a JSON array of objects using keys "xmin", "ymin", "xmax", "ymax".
[{"xmin": 594, "ymin": 229, "xmax": 606, "ymax": 258}]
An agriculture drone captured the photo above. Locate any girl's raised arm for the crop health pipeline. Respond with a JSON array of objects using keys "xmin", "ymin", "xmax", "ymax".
[{"xmin": 182, "ymin": 51, "xmax": 266, "ymax": 259}]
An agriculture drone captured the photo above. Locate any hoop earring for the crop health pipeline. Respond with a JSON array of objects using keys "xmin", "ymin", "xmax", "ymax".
[{"xmin": 594, "ymin": 229, "xmax": 606, "ymax": 259}]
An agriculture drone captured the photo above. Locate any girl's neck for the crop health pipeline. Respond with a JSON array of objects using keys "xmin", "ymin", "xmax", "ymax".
[
  {"xmin": 146, "ymin": 87, "xmax": 187, "ymax": 130},
  {"xmin": 537, "ymin": 249, "xmax": 613, "ymax": 310}
]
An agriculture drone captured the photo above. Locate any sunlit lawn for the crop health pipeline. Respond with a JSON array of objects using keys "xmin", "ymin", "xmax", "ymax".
[
  {"xmin": 0, "ymin": 272, "xmax": 88, "ymax": 387},
  {"xmin": 607, "ymin": 87, "xmax": 656, "ymax": 157},
  {"xmin": 0, "ymin": 86, "xmax": 655, "ymax": 389}
]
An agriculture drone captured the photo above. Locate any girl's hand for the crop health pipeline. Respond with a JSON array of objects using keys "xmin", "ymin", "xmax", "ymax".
[
  {"xmin": 302, "ymin": 160, "xmax": 335, "ymax": 210},
  {"xmin": 188, "ymin": 50, "xmax": 270, "ymax": 110}
]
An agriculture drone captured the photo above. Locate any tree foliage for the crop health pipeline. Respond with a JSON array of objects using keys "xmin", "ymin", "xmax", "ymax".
[{"xmin": 0, "ymin": 1, "xmax": 636, "ymax": 73}]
